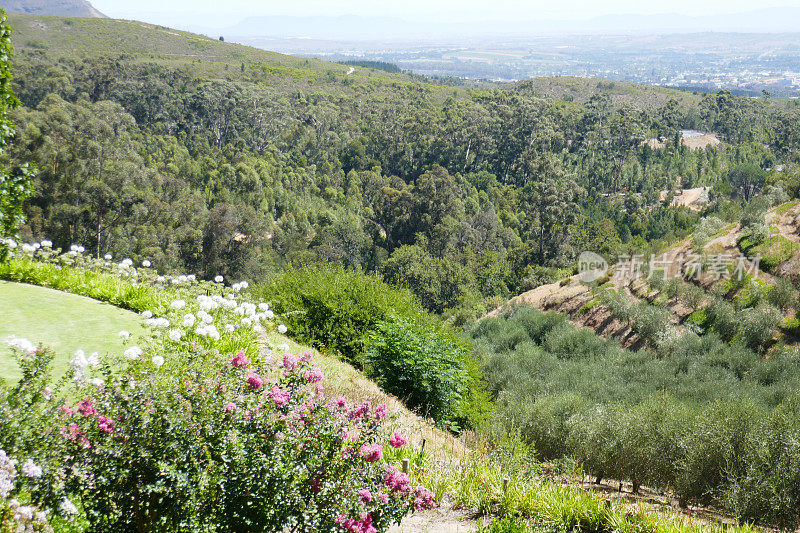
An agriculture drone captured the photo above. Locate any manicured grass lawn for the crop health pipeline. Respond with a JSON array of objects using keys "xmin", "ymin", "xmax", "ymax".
[{"xmin": 0, "ymin": 280, "xmax": 147, "ymax": 382}]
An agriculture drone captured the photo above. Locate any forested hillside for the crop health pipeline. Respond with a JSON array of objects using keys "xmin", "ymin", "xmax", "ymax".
[
  {"xmin": 6, "ymin": 9, "xmax": 800, "ymax": 531},
  {"xmin": 5, "ymin": 13, "xmax": 800, "ymax": 323}
]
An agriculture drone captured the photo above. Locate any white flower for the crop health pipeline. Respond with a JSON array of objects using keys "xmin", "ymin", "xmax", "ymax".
[
  {"xmin": 5, "ymin": 335, "xmax": 36, "ymax": 355},
  {"xmin": 87, "ymin": 352, "xmax": 100, "ymax": 367},
  {"xmin": 258, "ymin": 302, "xmax": 270, "ymax": 311},
  {"xmin": 60, "ymin": 498, "xmax": 78, "ymax": 517},
  {"xmin": 33, "ymin": 242, "xmax": 41, "ymax": 249},
  {"xmin": 198, "ymin": 310, "xmax": 214, "ymax": 324},
  {"xmin": 118, "ymin": 330, "xmax": 130, "ymax": 340},
  {"xmin": 141, "ymin": 310, "xmax": 153, "ymax": 319},
  {"xmin": 123, "ymin": 346, "xmax": 142, "ymax": 360},
  {"xmin": 157, "ymin": 275, "xmax": 165, "ymax": 282},
  {"xmin": 151, "ymin": 355, "xmax": 165, "ymax": 367},
  {"xmin": 225, "ymin": 324, "xmax": 235, "ymax": 333},
  {"xmin": 142, "ymin": 259, "xmax": 151, "ymax": 267},
  {"xmin": 128, "ymin": 379, "xmax": 137, "ymax": 390},
  {"xmin": 277, "ymin": 324, "xmax": 288, "ymax": 334},
  {"xmin": 0, "ymin": 450, "xmax": 17, "ymax": 498},
  {"xmin": 21, "ymin": 459, "xmax": 42, "ymax": 479},
  {"xmin": 91, "ymin": 377, "xmax": 104, "ymax": 389},
  {"xmin": 22, "ymin": 243, "xmax": 35, "ymax": 253},
  {"xmin": 168, "ymin": 329, "xmax": 183, "ymax": 341},
  {"xmin": 206, "ymin": 325, "xmax": 220, "ymax": 340},
  {"xmin": 170, "ymin": 299, "xmax": 186, "ymax": 310},
  {"xmin": 265, "ymin": 310, "xmax": 274, "ymax": 319},
  {"xmin": 104, "ymin": 253, "xmax": 113, "ymax": 260},
  {"xmin": 278, "ymin": 342, "xmax": 291, "ymax": 352},
  {"xmin": 214, "ymin": 275, "xmax": 224, "ymax": 283},
  {"xmin": 42, "ymin": 387, "xmax": 52, "ymax": 400},
  {"xmin": 69, "ymin": 244, "xmax": 79, "ymax": 252},
  {"xmin": 153, "ymin": 317, "xmax": 170, "ymax": 328},
  {"xmin": 187, "ymin": 274, "xmax": 196, "ymax": 281},
  {"xmin": 77, "ymin": 245, "xmax": 85, "ymax": 253},
  {"xmin": 182, "ymin": 313, "xmax": 196, "ymax": 327},
  {"xmin": 6, "ymin": 240, "xmax": 16, "ymax": 249},
  {"xmin": 39, "ymin": 240, "xmax": 52, "ymax": 247},
  {"xmin": 71, "ymin": 350, "xmax": 89, "ymax": 370}
]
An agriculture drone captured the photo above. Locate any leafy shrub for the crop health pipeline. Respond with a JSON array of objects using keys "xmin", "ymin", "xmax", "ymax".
[
  {"xmin": 631, "ymin": 302, "xmax": 670, "ymax": 346},
  {"xmin": 736, "ymin": 304, "xmax": 781, "ymax": 352},
  {"xmin": 364, "ymin": 317, "xmax": 470, "ymax": 426},
  {"xmin": 0, "ymin": 344, "xmax": 435, "ymax": 532},
  {"xmin": 767, "ymin": 277, "xmax": 797, "ymax": 312},
  {"xmin": 680, "ymin": 283, "xmax": 705, "ymax": 312},
  {"xmin": 599, "ymin": 289, "xmax": 631, "ymax": 324},
  {"xmin": 255, "ymin": 264, "xmax": 426, "ymax": 364}
]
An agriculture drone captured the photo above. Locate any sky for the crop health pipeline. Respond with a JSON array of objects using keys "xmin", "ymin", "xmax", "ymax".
[{"xmin": 92, "ymin": 0, "xmax": 800, "ymax": 27}]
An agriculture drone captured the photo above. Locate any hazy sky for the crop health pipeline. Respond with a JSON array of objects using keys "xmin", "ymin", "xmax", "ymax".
[{"xmin": 92, "ymin": 0, "xmax": 800, "ymax": 26}]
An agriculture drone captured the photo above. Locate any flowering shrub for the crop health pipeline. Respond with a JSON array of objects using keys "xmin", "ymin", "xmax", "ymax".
[{"xmin": 1, "ymin": 340, "xmax": 434, "ymax": 531}]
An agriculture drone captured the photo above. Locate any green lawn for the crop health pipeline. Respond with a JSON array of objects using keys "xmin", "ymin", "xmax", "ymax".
[{"xmin": 0, "ymin": 280, "xmax": 147, "ymax": 382}]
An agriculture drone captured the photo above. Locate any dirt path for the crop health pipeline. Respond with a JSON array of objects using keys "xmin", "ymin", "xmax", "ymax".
[
  {"xmin": 392, "ymin": 506, "xmax": 485, "ymax": 533},
  {"xmin": 659, "ymin": 187, "xmax": 709, "ymax": 211}
]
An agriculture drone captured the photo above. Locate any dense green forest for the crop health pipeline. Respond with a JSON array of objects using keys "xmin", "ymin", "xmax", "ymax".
[{"xmin": 5, "ymin": 14, "xmax": 800, "ymax": 321}]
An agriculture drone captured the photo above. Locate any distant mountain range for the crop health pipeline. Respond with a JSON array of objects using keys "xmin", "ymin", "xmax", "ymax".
[
  {"xmin": 223, "ymin": 7, "xmax": 800, "ymax": 40},
  {"xmin": 2, "ymin": 0, "xmax": 105, "ymax": 18}
]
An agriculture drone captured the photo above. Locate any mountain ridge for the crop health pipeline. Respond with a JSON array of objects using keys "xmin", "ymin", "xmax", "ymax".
[{"xmin": 2, "ymin": 0, "xmax": 105, "ymax": 18}]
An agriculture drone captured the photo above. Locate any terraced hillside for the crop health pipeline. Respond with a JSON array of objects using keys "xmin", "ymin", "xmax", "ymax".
[{"xmin": 490, "ymin": 197, "xmax": 800, "ymax": 353}]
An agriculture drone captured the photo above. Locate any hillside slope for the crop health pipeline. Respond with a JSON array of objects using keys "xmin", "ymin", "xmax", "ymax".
[{"xmin": 3, "ymin": 0, "xmax": 105, "ymax": 18}]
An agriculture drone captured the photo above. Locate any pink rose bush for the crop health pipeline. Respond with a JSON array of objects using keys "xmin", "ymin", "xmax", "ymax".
[{"xmin": 0, "ymin": 342, "xmax": 435, "ymax": 531}]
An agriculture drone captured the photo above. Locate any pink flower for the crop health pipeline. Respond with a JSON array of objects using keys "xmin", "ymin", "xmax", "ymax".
[
  {"xmin": 360, "ymin": 443, "xmax": 382, "ymax": 463},
  {"xmin": 283, "ymin": 353, "xmax": 299, "ymax": 371},
  {"xmin": 97, "ymin": 416, "xmax": 115, "ymax": 434},
  {"xmin": 375, "ymin": 403, "xmax": 388, "ymax": 419},
  {"xmin": 335, "ymin": 512, "xmax": 376, "ymax": 533},
  {"xmin": 303, "ymin": 367, "xmax": 324, "ymax": 383},
  {"xmin": 300, "ymin": 351, "xmax": 313, "ymax": 364},
  {"xmin": 359, "ymin": 488, "xmax": 372, "ymax": 503},
  {"xmin": 59, "ymin": 405, "xmax": 75, "ymax": 418},
  {"xmin": 413, "ymin": 486, "xmax": 436, "ymax": 510},
  {"xmin": 384, "ymin": 466, "xmax": 412, "ymax": 493},
  {"xmin": 267, "ymin": 386, "xmax": 290, "ymax": 408},
  {"xmin": 334, "ymin": 397, "xmax": 347, "ymax": 409},
  {"xmin": 224, "ymin": 402, "xmax": 237, "ymax": 414},
  {"xmin": 246, "ymin": 372, "xmax": 264, "ymax": 390},
  {"xmin": 379, "ymin": 493, "xmax": 389, "ymax": 504},
  {"xmin": 349, "ymin": 401, "xmax": 371, "ymax": 420},
  {"xmin": 231, "ymin": 351, "xmax": 250, "ymax": 368},
  {"xmin": 388, "ymin": 431, "xmax": 407, "ymax": 449},
  {"xmin": 314, "ymin": 384, "xmax": 325, "ymax": 399},
  {"xmin": 76, "ymin": 398, "xmax": 97, "ymax": 417}
]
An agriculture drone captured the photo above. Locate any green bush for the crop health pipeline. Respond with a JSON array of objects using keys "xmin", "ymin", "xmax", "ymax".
[
  {"xmin": 254, "ymin": 264, "xmax": 427, "ymax": 364},
  {"xmin": 736, "ymin": 304, "xmax": 781, "ymax": 352},
  {"xmin": 364, "ymin": 317, "xmax": 471, "ymax": 427},
  {"xmin": 767, "ymin": 277, "xmax": 797, "ymax": 312}
]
